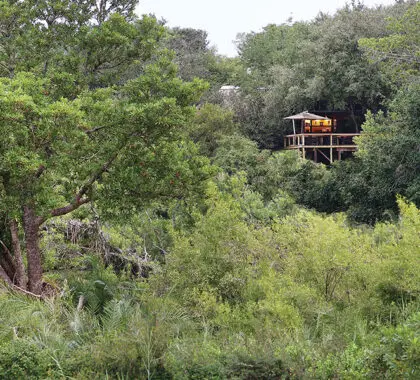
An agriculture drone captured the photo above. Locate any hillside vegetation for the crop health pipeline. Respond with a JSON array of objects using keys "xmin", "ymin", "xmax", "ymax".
[{"xmin": 0, "ymin": 0, "xmax": 419, "ymax": 378}]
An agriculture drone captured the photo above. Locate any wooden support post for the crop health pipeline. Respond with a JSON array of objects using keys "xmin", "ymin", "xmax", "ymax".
[
  {"xmin": 338, "ymin": 150, "xmax": 342, "ymax": 161},
  {"xmin": 302, "ymin": 135, "xmax": 305, "ymax": 159},
  {"xmin": 330, "ymin": 147, "xmax": 333, "ymax": 163},
  {"xmin": 314, "ymin": 149, "xmax": 318, "ymax": 163}
]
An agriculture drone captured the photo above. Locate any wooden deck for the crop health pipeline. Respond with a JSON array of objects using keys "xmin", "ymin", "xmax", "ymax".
[{"xmin": 284, "ymin": 133, "xmax": 360, "ymax": 163}]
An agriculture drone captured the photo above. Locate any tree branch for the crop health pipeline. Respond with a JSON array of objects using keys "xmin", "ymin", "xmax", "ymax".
[
  {"xmin": 78, "ymin": 150, "xmax": 119, "ymax": 201},
  {"xmin": 50, "ymin": 197, "xmax": 91, "ymax": 218},
  {"xmin": 12, "ymin": 284, "xmax": 43, "ymax": 299},
  {"xmin": 35, "ymin": 197, "xmax": 91, "ymax": 227},
  {"xmin": 41, "ymin": 134, "xmax": 132, "ymax": 225},
  {"xmin": 86, "ymin": 125, "xmax": 107, "ymax": 135}
]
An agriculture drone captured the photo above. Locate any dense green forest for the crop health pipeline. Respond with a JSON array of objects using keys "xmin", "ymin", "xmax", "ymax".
[{"xmin": 0, "ymin": 0, "xmax": 419, "ymax": 378}]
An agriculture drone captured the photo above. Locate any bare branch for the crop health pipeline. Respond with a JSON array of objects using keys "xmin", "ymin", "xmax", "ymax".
[
  {"xmin": 86, "ymin": 126, "xmax": 107, "ymax": 135},
  {"xmin": 12, "ymin": 284, "xmax": 43, "ymax": 299}
]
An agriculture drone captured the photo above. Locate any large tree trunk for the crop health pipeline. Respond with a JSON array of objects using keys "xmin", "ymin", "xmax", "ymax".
[
  {"xmin": 0, "ymin": 218, "xmax": 33, "ymax": 292},
  {"xmin": 23, "ymin": 206, "xmax": 43, "ymax": 295},
  {"xmin": 0, "ymin": 265, "xmax": 12, "ymax": 285},
  {"xmin": 0, "ymin": 174, "xmax": 93, "ymax": 294},
  {"xmin": 0, "ymin": 241, "xmax": 16, "ymax": 282},
  {"xmin": 10, "ymin": 220, "xmax": 27, "ymax": 288}
]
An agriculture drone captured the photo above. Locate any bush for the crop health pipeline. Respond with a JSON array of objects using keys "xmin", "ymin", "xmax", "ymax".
[
  {"xmin": 0, "ymin": 340, "xmax": 56, "ymax": 379},
  {"xmin": 164, "ymin": 337, "xmax": 288, "ymax": 379},
  {"xmin": 365, "ymin": 312, "xmax": 420, "ymax": 379}
]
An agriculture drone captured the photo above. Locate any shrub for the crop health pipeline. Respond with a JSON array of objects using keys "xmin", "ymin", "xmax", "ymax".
[
  {"xmin": 0, "ymin": 340, "xmax": 56, "ymax": 379},
  {"xmin": 365, "ymin": 312, "xmax": 420, "ymax": 379}
]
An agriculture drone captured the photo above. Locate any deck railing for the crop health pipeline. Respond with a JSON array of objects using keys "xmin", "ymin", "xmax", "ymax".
[{"xmin": 284, "ymin": 133, "xmax": 360, "ymax": 149}]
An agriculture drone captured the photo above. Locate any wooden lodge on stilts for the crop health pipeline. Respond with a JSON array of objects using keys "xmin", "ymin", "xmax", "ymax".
[{"xmin": 283, "ymin": 111, "xmax": 360, "ymax": 164}]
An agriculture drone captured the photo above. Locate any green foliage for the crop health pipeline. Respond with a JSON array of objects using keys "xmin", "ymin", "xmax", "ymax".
[
  {"xmin": 0, "ymin": 7, "xmax": 212, "ymax": 292},
  {"xmin": 0, "ymin": 0, "xmax": 210, "ymax": 224},
  {"xmin": 161, "ymin": 184, "xmax": 252, "ymax": 305},
  {"xmin": 234, "ymin": 3, "xmax": 400, "ymax": 148},
  {"xmin": 165, "ymin": 337, "xmax": 287, "ymax": 380},
  {"xmin": 371, "ymin": 199, "xmax": 420, "ymax": 309},
  {"xmin": 167, "ymin": 27, "xmax": 244, "ymax": 102},
  {"xmin": 0, "ymin": 0, "xmax": 154, "ymax": 86},
  {"xmin": 218, "ymin": 148, "xmax": 341, "ymax": 214},
  {"xmin": 191, "ymin": 103, "xmax": 238, "ymax": 157},
  {"xmin": 213, "ymin": 134, "xmax": 270, "ymax": 185},
  {"xmin": 68, "ymin": 257, "xmax": 119, "ymax": 316},
  {"xmin": 365, "ymin": 312, "xmax": 420, "ymax": 379},
  {"xmin": 339, "ymin": 82, "xmax": 420, "ymax": 223},
  {"xmin": 0, "ymin": 69, "xmax": 208, "ymax": 219},
  {"xmin": 167, "ymin": 27, "xmax": 215, "ymax": 83},
  {"xmin": 0, "ymin": 1, "xmax": 420, "ymax": 378},
  {"xmin": 0, "ymin": 340, "xmax": 55, "ymax": 379},
  {"xmin": 0, "ymin": 199, "xmax": 419, "ymax": 377},
  {"xmin": 359, "ymin": 2, "xmax": 420, "ymax": 86},
  {"xmin": 75, "ymin": 14, "xmax": 166, "ymax": 88}
]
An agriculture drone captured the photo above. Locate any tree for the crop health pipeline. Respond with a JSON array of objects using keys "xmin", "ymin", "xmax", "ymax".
[
  {"xmin": 91, "ymin": 0, "xmax": 138, "ymax": 25},
  {"xmin": 343, "ymin": 83, "xmax": 420, "ymax": 223},
  {"xmin": 0, "ymin": 3, "xmax": 210, "ymax": 295},
  {"xmin": 310, "ymin": 3, "xmax": 395, "ymax": 126},
  {"xmin": 327, "ymin": 2, "xmax": 420, "ymax": 223},
  {"xmin": 0, "ymin": 1, "xmax": 158, "ymax": 89},
  {"xmin": 167, "ymin": 27, "xmax": 244, "ymax": 103},
  {"xmin": 359, "ymin": 1, "xmax": 420, "ymax": 86},
  {"xmin": 190, "ymin": 103, "xmax": 238, "ymax": 157},
  {"xmin": 168, "ymin": 27, "xmax": 213, "ymax": 82}
]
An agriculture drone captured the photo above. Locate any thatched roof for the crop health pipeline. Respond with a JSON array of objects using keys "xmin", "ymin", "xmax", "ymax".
[{"xmin": 284, "ymin": 111, "xmax": 331, "ymax": 120}]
